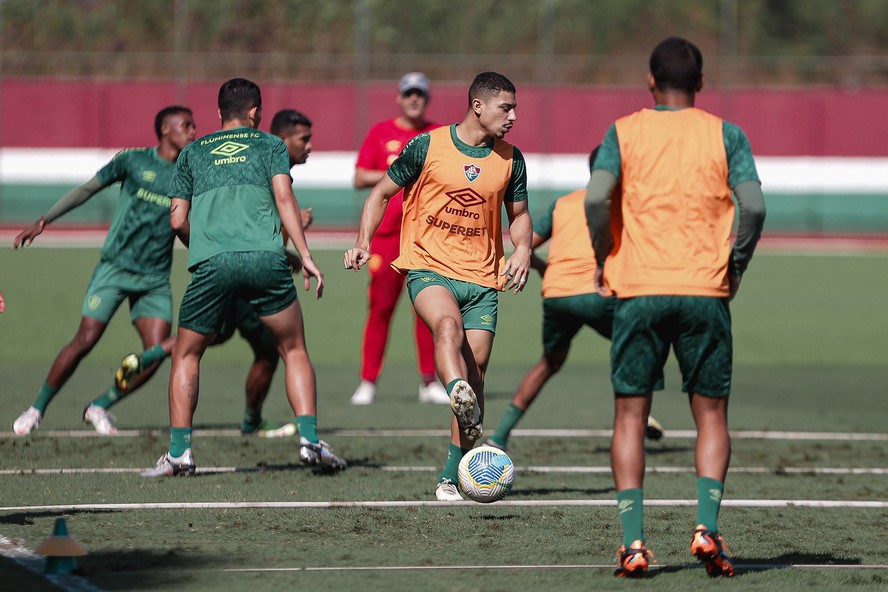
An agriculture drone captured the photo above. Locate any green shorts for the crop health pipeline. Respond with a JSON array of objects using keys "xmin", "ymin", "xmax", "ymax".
[
  {"xmin": 611, "ymin": 295, "xmax": 732, "ymax": 397},
  {"xmin": 179, "ymin": 251, "xmax": 296, "ymax": 335},
  {"xmin": 214, "ymin": 299, "xmax": 276, "ymax": 353},
  {"xmin": 542, "ymin": 293, "xmax": 615, "ymax": 353},
  {"xmin": 406, "ymin": 270, "xmax": 498, "ymax": 332},
  {"xmin": 82, "ymin": 261, "xmax": 172, "ymax": 324}
]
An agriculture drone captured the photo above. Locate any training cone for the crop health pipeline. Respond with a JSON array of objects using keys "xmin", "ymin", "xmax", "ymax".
[{"xmin": 35, "ymin": 517, "xmax": 88, "ymax": 574}]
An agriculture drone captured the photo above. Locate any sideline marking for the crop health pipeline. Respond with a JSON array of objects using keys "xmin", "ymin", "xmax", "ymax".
[
  {"xmin": 221, "ymin": 562, "xmax": 888, "ymax": 573},
  {"xmin": 2, "ymin": 499, "xmax": 887, "ymax": 512},
  {"xmin": 3, "ymin": 428, "xmax": 888, "ymax": 441},
  {"xmin": 1, "ymin": 465, "xmax": 886, "ymax": 476}
]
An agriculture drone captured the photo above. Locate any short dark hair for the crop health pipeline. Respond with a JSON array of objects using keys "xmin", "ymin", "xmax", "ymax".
[
  {"xmin": 269, "ymin": 109, "xmax": 312, "ymax": 136},
  {"xmin": 154, "ymin": 105, "xmax": 192, "ymax": 140},
  {"xmin": 468, "ymin": 71, "xmax": 516, "ymax": 106},
  {"xmin": 649, "ymin": 37, "xmax": 703, "ymax": 94},
  {"xmin": 218, "ymin": 78, "xmax": 262, "ymax": 122}
]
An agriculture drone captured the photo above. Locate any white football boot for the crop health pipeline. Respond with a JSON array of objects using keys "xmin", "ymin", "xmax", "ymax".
[
  {"xmin": 418, "ymin": 381, "xmax": 450, "ymax": 404},
  {"xmin": 83, "ymin": 404, "xmax": 118, "ymax": 435},
  {"xmin": 350, "ymin": 380, "xmax": 376, "ymax": 405},
  {"xmin": 435, "ymin": 479, "xmax": 464, "ymax": 501},
  {"xmin": 140, "ymin": 448, "xmax": 196, "ymax": 477},
  {"xmin": 298, "ymin": 437, "xmax": 347, "ymax": 470},
  {"xmin": 12, "ymin": 406, "xmax": 42, "ymax": 436},
  {"xmin": 448, "ymin": 380, "xmax": 483, "ymax": 439}
]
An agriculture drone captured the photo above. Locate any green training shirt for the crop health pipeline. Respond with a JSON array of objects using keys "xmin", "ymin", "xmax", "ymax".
[
  {"xmin": 387, "ymin": 124, "xmax": 528, "ymax": 202},
  {"xmin": 171, "ymin": 127, "xmax": 292, "ymax": 270},
  {"xmin": 96, "ymin": 147, "xmax": 177, "ymax": 277}
]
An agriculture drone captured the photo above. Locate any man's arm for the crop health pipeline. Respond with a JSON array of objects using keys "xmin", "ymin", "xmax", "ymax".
[
  {"xmin": 13, "ymin": 175, "xmax": 107, "ymax": 248},
  {"xmin": 730, "ymin": 180, "xmax": 767, "ymax": 298},
  {"xmin": 273, "ymin": 174, "xmax": 323, "ymax": 298},
  {"xmin": 353, "ymin": 167, "xmax": 386, "ymax": 189},
  {"xmin": 584, "ymin": 169, "xmax": 619, "ymax": 294},
  {"xmin": 502, "ymin": 199, "xmax": 533, "ymax": 293},
  {"xmin": 344, "ymin": 174, "xmax": 402, "ymax": 270},
  {"xmin": 169, "ymin": 197, "xmax": 191, "ymax": 247}
]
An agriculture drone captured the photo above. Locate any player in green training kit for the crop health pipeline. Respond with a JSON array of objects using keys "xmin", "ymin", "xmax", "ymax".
[
  {"xmin": 108, "ymin": 109, "xmax": 317, "ymax": 438},
  {"xmin": 11, "ymin": 106, "xmax": 196, "ymax": 436},
  {"xmin": 586, "ymin": 38, "xmax": 765, "ymax": 577},
  {"xmin": 142, "ymin": 79, "xmax": 345, "ymax": 476},
  {"xmin": 485, "ymin": 149, "xmax": 664, "ymax": 452}
]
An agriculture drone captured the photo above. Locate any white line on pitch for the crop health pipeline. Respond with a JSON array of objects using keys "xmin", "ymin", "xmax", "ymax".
[
  {"xmin": 1, "ymin": 499, "xmax": 887, "ymax": 512},
  {"xmin": 2, "ymin": 465, "xmax": 887, "ymax": 476},
  {"xmin": 222, "ymin": 562, "xmax": 888, "ymax": 573},
  {"xmin": 3, "ymin": 428, "xmax": 888, "ymax": 441}
]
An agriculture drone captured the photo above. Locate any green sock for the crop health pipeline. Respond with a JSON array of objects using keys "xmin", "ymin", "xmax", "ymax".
[
  {"xmin": 33, "ymin": 383, "xmax": 60, "ymax": 415},
  {"xmin": 296, "ymin": 415, "xmax": 318, "ymax": 443},
  {"xmin": 92, "ymin": 385, "xmax": 123, "ymax": 409},
  {"xmin": 617, "ymin": 488, "xmax": 645, "ymax": 546},
  {"xmin": 490, "ymin": 402, "xmax": 525, "ymax": 447},
  {"xmin": 445, "ymin": 378, "xmax": 465, "ymax": 395},
  {"xmin": 242, "ymin": 406, "xmax": 262, "ymax": 433},
  {"xmin": 438, "ymin": 443, "xmax": 470, "ymax": 484},
  {"xmin": 140, "ymin": 344, "xmax": 167, "ymax": 368},
  {"xmin": 696, "ymin": 477, "xmax": 725, "ymax": 532},
  {"xmin": 169, "ymin": 427, "xmax": 192, "ymax": 458}
]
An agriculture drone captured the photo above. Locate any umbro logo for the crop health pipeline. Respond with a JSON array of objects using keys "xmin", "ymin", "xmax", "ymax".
[
  {"xmin": 445, "ymin": 188, "xmax": 486, "ymax": 209},
  {"xmin": 210, "ymin": 141, "xmax": 249, "ymax": 157}
]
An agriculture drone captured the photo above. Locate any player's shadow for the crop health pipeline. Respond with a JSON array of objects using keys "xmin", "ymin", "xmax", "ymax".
[
  {"xmin": 73, "ymin": 548, "xmax": 228, "ymax": 590},
  {"xmin": 593, "ymin": 444, "xmax": 693, "ymax": 455},
  {"xmin": 656, "ymin": 552, "xmax": 861, "ymax": 576},
  {"xmin": 0, "ymin": 509, "xmax": 118, "ymax": 526}
]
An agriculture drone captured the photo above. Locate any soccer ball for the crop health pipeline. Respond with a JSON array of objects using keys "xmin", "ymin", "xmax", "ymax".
[{"xmin": 457, "ymin": 445, "xmax": 515, "ymax": 503}]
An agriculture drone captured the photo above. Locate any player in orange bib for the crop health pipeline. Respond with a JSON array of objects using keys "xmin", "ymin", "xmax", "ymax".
[
  {"xmin": 345, "ymin": 72, "xmax": 533, "ymax": 501},
  {"xmin": 585, "ymin": 37, "xmax": 766, "ymax": 577}
]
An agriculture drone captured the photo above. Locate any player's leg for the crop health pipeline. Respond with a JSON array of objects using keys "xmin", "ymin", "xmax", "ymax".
[
  {"xmin": 84, "ymin": 280, "xmax": 174, "ymax": 433},
  {"xmin": 609, "ymin": 296, "xmax": 669, "ymax": 575},
  {"xmin": 240, "ymin": 326, "xmax": 293, "ymax": 438},
  {"xmin": 488, "ymin": 296, "xmax": 581, "ymax": 449},
  {"xmin": 13, "ymin": 264, "xmax": 128, "ymax": 435},
  {"xmin": 352, "ymin": 245, "xmax": 401, "ymax": 404},
  {"xmin": 142, "ymin": 257, "xmax": 230, "ymax": 477},
  {"xmin": 677, "ymin": 296, "xmax": 735, "ymax": 576}
]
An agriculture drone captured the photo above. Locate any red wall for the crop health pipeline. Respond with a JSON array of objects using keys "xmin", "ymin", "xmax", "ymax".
[{"xmin": 3, "ymin": 78, "xmax": 885, "ymax": 156}]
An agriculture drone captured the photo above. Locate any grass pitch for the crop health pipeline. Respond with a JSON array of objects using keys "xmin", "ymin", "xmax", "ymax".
[{"xmin": 1, "ymin": 247, "xmax": 887, "ymax": 591}]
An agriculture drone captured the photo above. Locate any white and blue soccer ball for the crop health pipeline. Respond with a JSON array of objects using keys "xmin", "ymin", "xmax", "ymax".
[{"xmin": 457, "ymin": 445, "xmax": 515, "ymax": 503}]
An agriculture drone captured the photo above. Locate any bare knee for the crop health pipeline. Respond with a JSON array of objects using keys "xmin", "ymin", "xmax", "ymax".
[{"xmin": 435, "ymin": 316, "xmax": 464, "ymax": 345}]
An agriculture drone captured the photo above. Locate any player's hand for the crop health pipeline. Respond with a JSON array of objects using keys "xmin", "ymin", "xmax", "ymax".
[
  {"xmin": 343, "ymin": 247, "xmax": 371, "ymax": 271},
  {"xmin": 13, "ymin": 218, "xmax": 47, "ymax": 249},
  {"xmin": 300, "ymin": 207, "xmax": 314, "ymax": 230},
  {"xmin": 593, "ymin": 267, "xmax": 607, "ymax": 296},
  {"xmin": 502, "ymin": 246, "xmax": 531, "ymax": 294},
  {"xmin": 285, "ymin": 251, "xmax": 303, "ymax": 274},
  {"xmin": 300, "ymin": 256, "xmax": 324, "ymax": 299},
  {"xmin": 729, "ymin": 272, "xmax": 741, "ymax": 300}
]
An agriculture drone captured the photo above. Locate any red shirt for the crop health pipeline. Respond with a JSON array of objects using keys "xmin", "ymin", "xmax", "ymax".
[{"xmin": 356, "ymin": 118, "xmax": 439, "ymax": 238}]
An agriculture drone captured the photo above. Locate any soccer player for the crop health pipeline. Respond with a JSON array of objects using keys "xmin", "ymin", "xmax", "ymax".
[
  {"xmin": 350, "ymin": 72, "xmax": 448, "ymax": 406},
  {"xmin": 485, "ymin": 148, "xmax": 664, "ymax": 451},
  {"xmin": 345, "ymin": 71, "xmax": 532, "ymax": 501},
  {"xmin": 10, "ymin": 106, "xmax": 197, "ymax": 436},
  {"xmin": 110, "ymin": 109, "xmax": 317, "ymax": 439},
  {"xmin": 585, "ymin": 37, "xmax": 766, "ymax": 577},
  {"xmin": 142, "ymin": 79, "xmax": 345, "ymax": 476}
]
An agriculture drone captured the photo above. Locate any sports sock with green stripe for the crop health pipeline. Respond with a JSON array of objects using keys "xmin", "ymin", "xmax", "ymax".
[
  {"xmin": 438, "ymin": 442, "xmax": 471, "ymax": 484},
  {"xmin": 169, "ymin": 427, "xmax": 192, "ymax": 458},
  {"xmin": 140, "ymin": 344, "xmax": 168, "ymax": 369},
  {"xmin": 242, "ymin": 406, "xmax": 262, "ymax": 433},
  {"xmin": 296, "ymin": 415, "xmax": 318, "ymax": 443},
  {"xmin": 489, "ymin": 402, "xmax": 525, "ymax": 447},
  {"xmin": 92, "ymin": 385, "xmax": 123, "ymax": 409},
  {"xmin": 617, "ymin": 488, "xmax": 645, "ymax": 546},
  {"xmin": 696, "ymin": 477, "xmax": 725, "ymax": 532},
  {"xmin": 33, "ymin": 383, "xmax": 60, "ymax": 415}
]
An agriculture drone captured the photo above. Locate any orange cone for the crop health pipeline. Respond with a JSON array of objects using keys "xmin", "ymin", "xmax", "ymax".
[{"xmin": 35, "ymin": 517, "xmax": 87, "ymax": 574}]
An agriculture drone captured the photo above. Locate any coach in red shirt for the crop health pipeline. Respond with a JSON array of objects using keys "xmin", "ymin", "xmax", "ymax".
[{"xmin": 351, "ymin": 72, "xmax": 448, "ymax": 405}]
